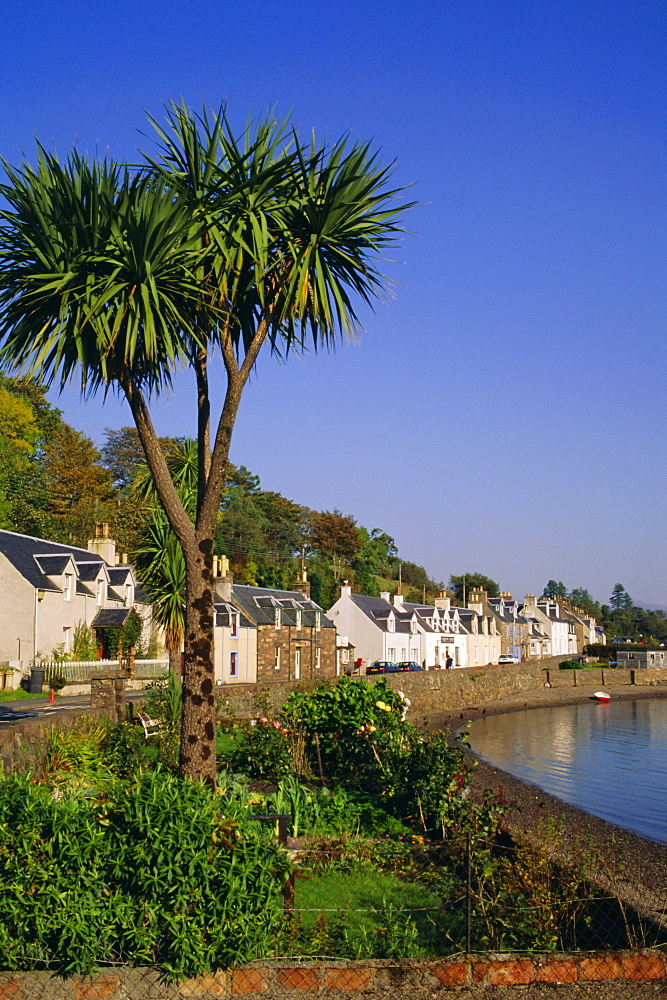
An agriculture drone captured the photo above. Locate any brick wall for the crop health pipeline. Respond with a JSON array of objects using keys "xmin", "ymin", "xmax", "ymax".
[{"xmin": 1, "ymin": 951, "xmax": 664, "ymax": 998}]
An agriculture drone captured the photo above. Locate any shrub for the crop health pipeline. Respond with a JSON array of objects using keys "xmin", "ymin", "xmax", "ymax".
[
  {"xmin": 226, "ymin": 717, "xmax": 292, "ymax": 781},
  {"xmin": 559, "ymin": 659, "xmax": 582, "ymax": 670},
  {"xmin": 0, "ymin": 771, "xmax": 288, "ymax": 977}
]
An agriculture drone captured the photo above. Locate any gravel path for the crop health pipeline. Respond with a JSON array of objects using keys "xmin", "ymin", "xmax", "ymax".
[{"xmin": 432, "ymin": 684, "xmax": 667, "ymax": 928}]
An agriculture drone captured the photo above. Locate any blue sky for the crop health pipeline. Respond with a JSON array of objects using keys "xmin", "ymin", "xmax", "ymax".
[{"xmin": 1, "ymin": 0, "xmax": 665, "ymax": 607}]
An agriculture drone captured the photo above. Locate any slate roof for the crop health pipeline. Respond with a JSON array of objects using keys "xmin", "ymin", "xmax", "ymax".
[
  {"xmin": 91, "ymin": 608, "xmax": 132, "ymax": 628},
  {"xmin": 347, "ymin": 594, "xmax": 411, "ymax": 634},
  {"xmin": 0, "ymin": 529, "xmax": 147, "ymax": 606},
  {"xmin": 33, "ymin": 553, "xmax": 74, "ymax": 579},
  {"xmin": 214, "ymin": 600, "xmax": 254, "ymax": 629},
  {"xmin": 229, "ymin": 584, "xmax": 334, "ymax": 629},
  {"xmin": 75, "ymin": 561, "xmax": 108, "ymax": 582},
  {"xmin": 0, "ymin": 530, "xmax": 108, "ymax": 591}
]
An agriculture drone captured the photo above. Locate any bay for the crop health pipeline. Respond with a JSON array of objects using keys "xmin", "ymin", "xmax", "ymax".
[{"xmin": 468, "ymin": 698, "xmax": 667, "ymax": 844}]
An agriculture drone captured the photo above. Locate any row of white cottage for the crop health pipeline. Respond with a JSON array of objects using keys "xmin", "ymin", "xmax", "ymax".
[{"xmin": 328, "ymin": 584, "xmax": 602, "ymax": 670}]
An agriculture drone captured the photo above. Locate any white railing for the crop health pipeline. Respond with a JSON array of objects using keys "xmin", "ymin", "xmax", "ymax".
[{"xmin": 42, "ymin": 659, "xmax": 169, "ymax": 683}]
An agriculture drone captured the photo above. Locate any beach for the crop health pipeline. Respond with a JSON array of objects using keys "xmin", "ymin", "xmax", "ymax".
[{"xmin": 433, "ymin": 683, "xmax": 667, "ymax": 926}]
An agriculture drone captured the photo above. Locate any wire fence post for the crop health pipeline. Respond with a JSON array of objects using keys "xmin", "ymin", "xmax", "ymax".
[{"xmin": 466, "ymin": 831, "xmax": 472, "ymax": 955}]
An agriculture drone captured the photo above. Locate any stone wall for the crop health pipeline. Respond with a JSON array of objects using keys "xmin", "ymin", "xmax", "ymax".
[
  {"xmin": 0, "ymin": 951, "xmax": 665, "ymax": 998},
  {"xmin": 255, "ymin": 623, "xmax": 336, "ymax": 684},
  {"xmin": 213, "ymin": 660, "xmax": 667, "ymax": 724},
  {"xmin": 0, "ymin": 705, "xmax": 116, "ymax": 774}
]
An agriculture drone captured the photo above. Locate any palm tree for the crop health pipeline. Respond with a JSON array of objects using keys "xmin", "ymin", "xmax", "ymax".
[
  {"xmin": 133, "ymin": 440, "xmax": 197, "ymax": 680},
  {"xmin": 0, "ymin": 104, "xmax": 411, "ymax": 784}
]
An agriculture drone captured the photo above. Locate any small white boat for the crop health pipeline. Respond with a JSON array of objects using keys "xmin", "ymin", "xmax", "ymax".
[{"xmin": 593, "ymin": 691, "xmax": 611, "ymax": 702}]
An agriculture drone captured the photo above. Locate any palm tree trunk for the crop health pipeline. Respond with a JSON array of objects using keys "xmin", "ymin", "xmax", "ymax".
[{"xmin": 180, "ymin": 538, "xmax": 217, "ymax": 786}]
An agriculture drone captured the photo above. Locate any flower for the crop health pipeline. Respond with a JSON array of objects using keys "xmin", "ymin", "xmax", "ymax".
[
  {"xmin": 375, "ymin": 701, "xmax": 391, "ymax": 712},
  {"xmin": 272, "ymin": 721, "xmax": 281, "ymax": 729}
]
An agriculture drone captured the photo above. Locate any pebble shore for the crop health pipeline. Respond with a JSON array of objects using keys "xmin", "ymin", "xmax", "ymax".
[{"xmin": 433, "ymin": 683, "xmax": 667, "ymax": 926}]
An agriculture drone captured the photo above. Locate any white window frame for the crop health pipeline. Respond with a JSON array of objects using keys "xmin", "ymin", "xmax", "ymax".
[
  {"xmin": 275, "ymin": 646, "xmax": 281, "ymax": 670},
  {"xmin": 229, "ymin": 651, "xmax": 238, "ymax": 678},
  {"xmin": 315, "ymin": 646, "xmax": 321, "ymax": 669},
  {"xmin": 64, "ymin": 574, "xmax": 72, "ymax": 602}
]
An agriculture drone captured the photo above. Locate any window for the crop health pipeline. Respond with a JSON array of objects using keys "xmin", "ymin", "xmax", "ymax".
[
  {"xmin": 63, "ymin": 626, "xmax": 71, "ymax": 652},
  {"xmin": 229, "ymin": 652, "xmax": 238, "ymax": 678},
  {"xmin": 64, "ymin": 574, "xmax": 72, "ymax": 602},
  {"xmin": 387, "ymin": 616, "xmax": 395, "ymax": 632},
  {"xmin": 400, "ymin": 648, "xmax": 406, "ymax": 661},
  {"xmin": 294, "ymin": 648, "xmax": 302, "ymax": 679},
  {"xmin": 295, "ymin": 610, "xmax": 302, "ymax": 630},
  {"xmin": 315, "ymin": 647, "xmax": 321, "ymax": 669},
  {"xmin": 124, "ymin": 583, "xmax": 132, "ymax": 606},
  {"xmin": 274, "ymin": 608, "xmax": 281, "ymax": 629},
  {"xmin": 411, "ymin": 647, "xmax": 418, "ymax": 661},
  {"xmin": 474, "ymin": 647, "xmax": 479, "ymax": 663},
  {"xmin": 387, "ymin": 647, "xmax": 395, "ymax": 661},
  {"xmin": 231, "ymin": 614, "xmax": 238, "ymax": 637},
  {"xmin": 96, "ymin": 579, "xmax": 104, "ymax": 606},
  {"xmin": 315, "ymin": 611, "xmax": 321, "ymax": 632},
  {"xmin": 274, "ymin": 646, "xmax": 281, "ymax": 670}
]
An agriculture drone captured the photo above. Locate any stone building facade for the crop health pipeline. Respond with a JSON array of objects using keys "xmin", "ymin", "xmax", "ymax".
[{"xmin": 214, "ymin": 568, "xmax": 336, "ymax": 685}]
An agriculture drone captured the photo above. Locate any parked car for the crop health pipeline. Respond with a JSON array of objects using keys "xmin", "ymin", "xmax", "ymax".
[
  {"xmin": 366, "ymin": 661, "xmax": 395, "ymax": 674},
  {"xmin": 498, "ymin": 654, "xmax": 519, "ymax": 664},
  {"xmin": 397, "ymin": 661, "xmax": 423, "ymax": 672}
]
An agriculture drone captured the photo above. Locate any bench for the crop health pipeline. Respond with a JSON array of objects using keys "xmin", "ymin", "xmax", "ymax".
[{"xmin": 136, "ymin": 712, "xmax": 163, "ymax": 738}]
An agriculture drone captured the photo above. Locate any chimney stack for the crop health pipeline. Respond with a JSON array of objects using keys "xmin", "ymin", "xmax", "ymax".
[
  {"xmin": 293, "ymin": 569, "xmax": 311, "ymax": 600},
  {"xmin": 88, "ymin": 522, "xmax": 116, "ymax": 566}
]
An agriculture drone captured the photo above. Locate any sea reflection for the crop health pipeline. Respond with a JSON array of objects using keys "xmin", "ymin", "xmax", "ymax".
[{"xmin": 468, "ymin": 699, "xmax": 667, "ymax": 844}]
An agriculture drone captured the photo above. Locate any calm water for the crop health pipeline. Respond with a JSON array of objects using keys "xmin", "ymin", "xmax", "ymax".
[{"xmin": 468, "ymin": 699, "xmax": 667, "ymax": 844}]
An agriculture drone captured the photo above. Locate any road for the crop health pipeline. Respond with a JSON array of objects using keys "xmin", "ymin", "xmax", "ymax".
[{"xmin": 0, "ymin": 690, "xmax": 147, "ymax": 724}]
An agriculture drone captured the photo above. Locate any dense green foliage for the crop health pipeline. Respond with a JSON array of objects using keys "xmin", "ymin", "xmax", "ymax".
[
  {"xmin": 0, "ymin": 770, "xmax": 287, "ymax": 977},
  {"xmin": 541, "ymin": 579, "xmax": 667, "ymax": 644}
]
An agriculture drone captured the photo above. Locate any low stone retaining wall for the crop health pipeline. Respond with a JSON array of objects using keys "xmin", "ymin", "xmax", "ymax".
[
  {"xmin": 212, "ymin": 660, "xmax": 667, "ymax": 726},
  {"xmin": 1, "ymin": 951, "xmax": 665, "ymax": 998},
  {"xmin": 0, "ymin": 706, "xmax": 113, "ymax": 774}
]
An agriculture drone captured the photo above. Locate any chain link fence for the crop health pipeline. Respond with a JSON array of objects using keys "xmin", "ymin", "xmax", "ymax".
[{"xmin": 2, "ymin": 827, "xmax": 665, "ymax": 997}]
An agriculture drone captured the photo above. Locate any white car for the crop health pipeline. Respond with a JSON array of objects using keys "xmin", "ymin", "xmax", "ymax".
[{"xmin": 498, "ymin": 654, "xmax": 519, "ymax": 664}]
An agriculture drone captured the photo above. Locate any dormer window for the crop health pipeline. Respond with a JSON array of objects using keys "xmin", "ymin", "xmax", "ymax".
[
  {"xmin": 231, "ymin": 613, "xmax": 238, "ymax": 637},
  {"xmin": 125, "ymin": 582, "xmax": 133, "ymax": 606},
  {"xmin": 410, "ymin": 618, "xmax": 418, "ymax": 634},
  {"xmin": 64, "ymin": 574, "xmax": 72, "ymax": 602},
  {"xmin": 274, "ymin": 608, "xmax": 281, "ymax": 629},
  {"xmin": 387, "ymin": 615, "xmax": 395, "ymax": 633},
  {"xmin": 97, "ymin": 579, "xmax": 104, "ymax": 606},
  {"xmin": 315, "ymin": 611, "xmax": 321, "ymax": 632},
  {"xmin": 295, "ymin": 610, "xmax": 302, "ymax": 630}
]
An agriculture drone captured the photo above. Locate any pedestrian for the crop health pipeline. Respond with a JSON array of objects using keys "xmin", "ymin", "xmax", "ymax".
[{"xmin": 446, "ymin": 655, "xmax": 453, "ymax": 670}]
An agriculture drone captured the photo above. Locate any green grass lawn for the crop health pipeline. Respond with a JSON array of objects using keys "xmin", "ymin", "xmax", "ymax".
[
  {"xmin": 293, "ymin": 867, "xmax": 454, "ymax": 957},
  {"xmin": 0, "ymin": 688, "xmax": 44, "ymax": 701}
]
